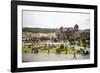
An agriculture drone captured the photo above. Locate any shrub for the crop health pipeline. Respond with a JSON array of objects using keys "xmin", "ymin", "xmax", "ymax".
[{"xmin": 60, "ymin": 44, "xmax": 64, "ymax": 49}]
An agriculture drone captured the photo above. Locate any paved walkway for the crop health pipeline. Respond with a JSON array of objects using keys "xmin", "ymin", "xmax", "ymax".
[{"xmin": 22, "ymin": 53, "xmax": 90, "ymax": 62}]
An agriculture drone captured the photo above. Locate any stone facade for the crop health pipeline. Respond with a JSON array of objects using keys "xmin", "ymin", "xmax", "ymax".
[{"xmin": 56, "ymin": 24, "xmax": 90, "ymax": 40}]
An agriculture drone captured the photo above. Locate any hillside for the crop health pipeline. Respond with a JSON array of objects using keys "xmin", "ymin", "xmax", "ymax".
[{"xmin": 23, "ymin": 28, "xmax": 58, "ymax": 33}]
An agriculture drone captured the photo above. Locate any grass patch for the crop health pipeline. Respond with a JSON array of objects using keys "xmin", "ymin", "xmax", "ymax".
[
  {"xmin": 22, "ymin": 48, "xmax": 78, "ymax": 54},
  {"xmin": 22, "ymin": 48, "xmax": 32, "ymax": 53}
]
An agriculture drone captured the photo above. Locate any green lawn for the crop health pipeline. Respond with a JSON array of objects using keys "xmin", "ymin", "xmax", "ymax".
[
  {"xmin": 22, "ymin": 48, "xmax": 32, "ymax": 53},
  {"xmin": 22, "ymin": 47, "xmax": 78, "ymax": 54}
]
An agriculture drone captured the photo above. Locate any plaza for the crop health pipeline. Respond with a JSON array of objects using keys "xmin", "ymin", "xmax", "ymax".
[
  {"xmin": 22, "ymin": 24, "xmax": 90, "ymax": 62},
  {"xmin": 22, "ymin": 53, "xmax": 90, "ymax": 62}
]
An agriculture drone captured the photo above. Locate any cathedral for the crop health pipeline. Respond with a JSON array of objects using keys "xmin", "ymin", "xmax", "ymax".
[{"xmin": 56, "ymin": 24, "xmax": 90, "ymax": 40}]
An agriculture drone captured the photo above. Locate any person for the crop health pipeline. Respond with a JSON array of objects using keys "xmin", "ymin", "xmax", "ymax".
[
  {"xmin": 48, "ymin": 44, "xmax": 50, "ymax": 54},
  {"xmin": 72, "ymin": 47, "xmax": 77, "ymax": 59}
]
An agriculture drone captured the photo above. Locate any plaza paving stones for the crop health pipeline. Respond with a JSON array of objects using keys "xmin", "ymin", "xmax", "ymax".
[{"xmin": 22, "ymin": 53, "xmax": 90, "ymax": 62}]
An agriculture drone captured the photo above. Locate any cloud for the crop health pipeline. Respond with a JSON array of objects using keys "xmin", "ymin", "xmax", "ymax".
[{"xmin": 23, "ymin": 10, "xmax": 90, "ymax": 29}]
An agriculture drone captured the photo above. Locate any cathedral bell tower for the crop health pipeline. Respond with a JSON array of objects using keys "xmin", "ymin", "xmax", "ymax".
[
  {"xmin": 60, "ymin": 26, "xmax": 63, "ymax": 33},
  {"xmin": 74, "ymin": 24, "xmax": 79, "ymax": 31}
]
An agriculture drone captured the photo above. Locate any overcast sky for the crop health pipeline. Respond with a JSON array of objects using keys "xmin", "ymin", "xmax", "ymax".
[{"xmin": 22, "ymin": 10, "xmax": 90, "ymax": 30}]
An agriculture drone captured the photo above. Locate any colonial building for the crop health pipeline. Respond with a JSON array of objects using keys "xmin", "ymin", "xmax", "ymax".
[
  {"xmin": 22, "ymin": 32, "xmax": 57, "ymax": 42},
  {"xmin": 80, "ymin": 29, "xmax": 90, "ymax": 39},
  {"xmin": 56, "ymin": 24, "xmax": 90, "ymax": 40},
  {"xmin": 22, "ymin": 24, "xmax": 90, "ymax": 43}
]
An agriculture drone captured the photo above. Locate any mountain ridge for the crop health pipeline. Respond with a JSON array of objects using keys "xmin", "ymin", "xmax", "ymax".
[{"xmin": 23, "ymin": 28, "xmax": 58, "ymax": 33}]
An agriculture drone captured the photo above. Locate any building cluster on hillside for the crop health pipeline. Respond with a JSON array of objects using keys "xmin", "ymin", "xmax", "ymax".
[
  {"xmin": 22, "ymin": 32, "xmax": 57, "ymax": 42},
  {"xmin": 22, "ymin": 24, "xmax": 90, "ymax": 42}
]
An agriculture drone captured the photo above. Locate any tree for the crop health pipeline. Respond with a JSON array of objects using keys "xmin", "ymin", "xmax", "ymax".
[
  {"xmin": 87, "ymin": 40, "xmax": 90, "ymax": 48},
  {"xmin": 65, "ymin": 45, "xmax": 68, "ymax": 54},
  {"xmin": 69, "ymin": 38, "xmax": 74, "ymax": 48},
  {"xmin": 86, "ymin": 37, "xmax": 90, "ymax": 48},
  {"xmin": 82, "ymin": 39, "xmax": 87, "ymax": 49},
  {"xmin": 60, "ymin": 44, "xmax": 64, "ymax": 49},
  {"xmin": 75, "ymin": 37, "xmax": 81, "ymax": 46}
]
